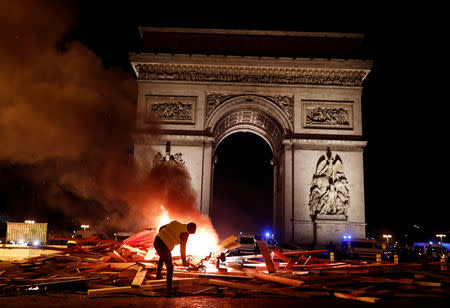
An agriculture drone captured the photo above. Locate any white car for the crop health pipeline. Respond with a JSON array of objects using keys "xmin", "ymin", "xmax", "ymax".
[{"xmin": 341, "ymin": 238, "xmax": 383, "ymax": 260}]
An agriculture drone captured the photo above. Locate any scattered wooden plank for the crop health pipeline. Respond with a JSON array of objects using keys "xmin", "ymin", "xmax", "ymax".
[
  {"xmin": 285, "ymin": 257, "xmax": 298, "ymax": 270},
  {"xmin": 131, "ymin": 267, "xmax": 148, "ymax": 287},
  {"xmin": 415, "ymin": 281, "xmax": 441, "ymax": 287},
  {"xmin": 257, "ymin": 241, "xmax": 276, "ymax": 273},
  {"xmin": 360, "ymin": 277, "xmax": 414, "ymax": 284},
  {"xmin": 245, "ymin": 272, "xmax": 304, "ymax": 287},
  {"xmin": 269, "ymin": 247, "xmax": 289, "ymax": 262},
  {"xmin": 282, "ymin": 249, "xmax": 328, "ymax": 256},
  {"xmin": 218, "ymin": 236, "xmax": 237, "ymax": 250},
  {"xmin": 334, "ymin": 292, "xmax": 379, "ymax": 303},
  {"xmin": 110, "ymin": 250, "xmax": 128, "ymax": 263},
  {"xmin": 411, "ymin": 270, "xmax": 450, "ymax": 283}
]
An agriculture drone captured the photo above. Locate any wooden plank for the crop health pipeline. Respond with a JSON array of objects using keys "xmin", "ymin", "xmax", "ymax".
[
  {"xmin": 144, "ymin": 248, "xmax": 155, "ymax": 261},
  {"xmin": 223, "ymin": 242, "xmax": 240, "ymax": 251},
  {"xmin": 208, "ymin": 279, "xmax": 312, "ymax": 298},
  {"xmin": 122, "ymin": 244, "xmax": 147, "ymax": 256},
  {"xmin": 218, "ymin": 236, "xmax": 237, "ymax": 249},
  {"xmin": 283, "ymin": 249, "xmax": 328, "ymax": 256},
  {"xmin": 285, "ymin": 257, "xmax": 298, "ymax": 270},
  {"xmin": 334, "ymin": 292, "xmax": 379, "ymax": 303},
  {"xmin": 131, "ymin": 267, "xmax": 148, "ymax": 287},
  {"xmin": 269, "ymin": 247, "xmax": 289, "ymax": 262},
  {"xmin": 257, "ymin": 240, "xmax": 276, "ymax": 273},
  {"xmin": 415, "ymin": 281, "xmax": 441, "ymax": 287},
  {"xmin": 360, "ymin": 277, "xmax": 414, "ymax": 284},
  {"xmin": 411, "ymin": 270, "xmax": 450, "ymax": 283},
  {"xmin": 245, "ymin": 272, "xmax": 304, "ymax": 287},
  {"xmin": 173, "ymin": 271, "xmax": 250, "ymax": 280},
  {"xmin": 111, "ymin": 250, "xmax": 128, "ymax": 262}
]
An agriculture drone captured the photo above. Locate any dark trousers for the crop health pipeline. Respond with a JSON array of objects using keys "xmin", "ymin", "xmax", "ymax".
[{"xmin": 154, "ymin": 236, "xmax": 173, "ymax": 291}]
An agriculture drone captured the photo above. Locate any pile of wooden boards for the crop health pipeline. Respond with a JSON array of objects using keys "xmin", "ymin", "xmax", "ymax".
[{"xmin": 0, "ymin": 234, "xmax": 449, "ymax": 303}]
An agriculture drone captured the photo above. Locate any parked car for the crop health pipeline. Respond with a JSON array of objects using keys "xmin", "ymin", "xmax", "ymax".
[{"xmin": 341, "ymin": 238, "xmax": 383, "ymax": 260}]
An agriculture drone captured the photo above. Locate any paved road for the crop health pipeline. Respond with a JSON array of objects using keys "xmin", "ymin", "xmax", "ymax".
[{"xmin": 1, "ymin": 293, "xmax": 449, "ymax": 308}]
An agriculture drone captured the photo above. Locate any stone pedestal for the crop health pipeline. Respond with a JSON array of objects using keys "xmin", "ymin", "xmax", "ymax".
[{"xmin": 314, "ymin": 215, "xmax": 348, "ymax": 250}]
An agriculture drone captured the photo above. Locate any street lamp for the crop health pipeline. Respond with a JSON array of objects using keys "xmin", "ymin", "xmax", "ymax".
[
  {"xmin": 383, "ymin": 234, "xmax": 392, "ymax": 244},
  {"xmin": 436, "ymin": 234, "xmax": 446, "ymax": 242},
  {"xmin": 81, "ymin": 224, "xmax": 90, "ymax": 231}
]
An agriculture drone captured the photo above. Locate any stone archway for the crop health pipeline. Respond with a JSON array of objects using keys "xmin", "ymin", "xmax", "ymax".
[
  {"xmin": 205, "ymin": 95, "xmax": 291, "ymax": 238},
  {"xmin": 131, "ymin": 44, "xmax": 372, "ymax": 247}
]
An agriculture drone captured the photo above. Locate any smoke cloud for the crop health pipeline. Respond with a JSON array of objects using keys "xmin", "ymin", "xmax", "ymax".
[{"xmin": 0, "ymin": 0, "xmax": 217, "ymax": 239}]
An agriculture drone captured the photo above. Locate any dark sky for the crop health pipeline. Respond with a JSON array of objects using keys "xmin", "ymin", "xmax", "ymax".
[{"xmin": 1, "ymin": 2, "xmax": 448, "ymax": 241}]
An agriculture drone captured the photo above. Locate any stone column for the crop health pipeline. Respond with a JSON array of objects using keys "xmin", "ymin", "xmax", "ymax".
[
  {"xmin": 281, "ymin": 141, "xmax": 294, "ymax": 243},
  {"xmin": 200, "ymin": 140, "xmax": 213, "ymax": 216}
]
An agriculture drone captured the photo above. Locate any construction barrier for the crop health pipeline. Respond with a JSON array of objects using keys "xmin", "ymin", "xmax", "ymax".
[{"xmin": 441, "ymin": 258, "xmax": 447, "ymax": 271}]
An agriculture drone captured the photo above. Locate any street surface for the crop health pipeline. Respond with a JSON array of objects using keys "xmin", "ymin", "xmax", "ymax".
[{"xmin": 1, "ymin": 292, "xmax": 448, "ymax": 308}]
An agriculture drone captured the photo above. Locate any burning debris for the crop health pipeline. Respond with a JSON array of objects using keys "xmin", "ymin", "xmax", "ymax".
[{"xmin": 1, "ymin": 230, "xmax": 449, "ymax": 303}]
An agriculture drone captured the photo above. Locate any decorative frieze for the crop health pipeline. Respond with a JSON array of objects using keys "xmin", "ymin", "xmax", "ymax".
[
  {"xmin": 135, "ymin": 63, "xmax": 367, "ymax": 87},
  {"xmin": 214, "ymin": 110, "xmax": 283, "ymax": 153},
  {"xmin": 206, "ymin": 93, "xmax": 294, "ymax": 124},
  {"xmin": 153, "ymin": 152, "xmax": 185, "ymax": 167},
  {"xmin": 302, "ymin": 100, "xmax": 353, "ymax": 129},
  {"xmin": 145, "ymin": 95, "xmax": 196, "ymax": 124}
]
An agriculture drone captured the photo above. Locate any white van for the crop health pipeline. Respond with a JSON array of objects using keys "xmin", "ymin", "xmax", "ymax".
[{"xmin": 341, "ymin": 238, "xmax": 383, "ymax": 259}]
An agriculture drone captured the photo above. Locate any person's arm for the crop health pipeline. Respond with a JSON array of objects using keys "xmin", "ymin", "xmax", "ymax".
[{"xmin": 180, "ymin": 232, "xmax": 189, "ymax": 266}]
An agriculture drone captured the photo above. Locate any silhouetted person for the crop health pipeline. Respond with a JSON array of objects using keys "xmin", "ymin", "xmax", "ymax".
[
  {"xmin": 154, "ymin": 220, "xmax": 196, "ymax": 295},
  {"xmin": 327, "ymin": 241, "xmax": 336, "ymax": 253}
]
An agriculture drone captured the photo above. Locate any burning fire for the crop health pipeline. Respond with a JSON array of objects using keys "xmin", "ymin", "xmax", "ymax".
[{"xmin": 156, "ymin": 206, "xmax": 219, "ymax": 258}]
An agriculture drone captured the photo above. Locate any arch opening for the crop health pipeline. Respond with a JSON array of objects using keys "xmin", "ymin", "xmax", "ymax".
[{"xmin": 211, "ymin": 131, "xmax": 274, "ymax": 240}]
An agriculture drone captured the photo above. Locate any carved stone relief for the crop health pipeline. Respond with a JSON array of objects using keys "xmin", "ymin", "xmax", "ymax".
[
  {"xmin": 309, "ymin": 148, "xmax": 350, "ymax": 217},
  {"xmin": 206, "ymin": 93, "xmax": 293, "ymax": 124},
  {"xmin": 153, "ymin": 152, "xmax": 185, "ymax": 167},
  {"xmin": 214, "ymin": 110, "xmax": 283, "ymax": 153},
  {"xmin": 136, "ymin": 63, "xmax": 367, "ymax": 87},
  {"xmin": 303, "ymin": 100, "xmax": 353, "ymax": 129},
  {"xmin": 145, "ymin": 95, "xmax": 196, "ymax": 124}
]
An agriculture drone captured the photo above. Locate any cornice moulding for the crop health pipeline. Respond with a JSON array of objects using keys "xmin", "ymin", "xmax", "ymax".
[{"xmin": 283, "ymin": 139, "xmax": 367, "ymax": 151}]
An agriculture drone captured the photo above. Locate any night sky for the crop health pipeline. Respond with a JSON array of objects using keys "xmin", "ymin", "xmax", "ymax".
[{"xmin": 0, "ymin": 2, "xmax": 448, "ymax": 242}]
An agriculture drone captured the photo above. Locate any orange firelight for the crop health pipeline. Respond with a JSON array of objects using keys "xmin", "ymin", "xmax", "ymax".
[{"xmin": 156, "ymin": 205, "xmax": 219, "ymax": 258}]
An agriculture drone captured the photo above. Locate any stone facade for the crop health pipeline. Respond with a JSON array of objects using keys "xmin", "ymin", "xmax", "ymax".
[{"xmin": 131, "ymin": 52, "xmax": 372, "ymax": 248}]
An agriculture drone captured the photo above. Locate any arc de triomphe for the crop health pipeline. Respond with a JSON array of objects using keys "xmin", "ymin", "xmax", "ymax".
[{"xmin": 130, "ymin": 28, "xmax": 372, "ymax": 247}]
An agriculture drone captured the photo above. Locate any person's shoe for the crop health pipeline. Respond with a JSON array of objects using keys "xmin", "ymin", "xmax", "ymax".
[{"xmin": 155, "ymin": 275, "xmax": 163, "ymax": 280}]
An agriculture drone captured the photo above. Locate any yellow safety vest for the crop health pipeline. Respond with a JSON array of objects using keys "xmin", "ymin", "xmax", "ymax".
[{"xmin": 156, "ymin": 221, "xmax": 188, "ymax": 251}]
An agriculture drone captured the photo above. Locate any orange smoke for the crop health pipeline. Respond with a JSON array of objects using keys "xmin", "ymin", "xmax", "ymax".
[{"xmin": 0, "ymin": 0, "xmax": 219, "ymax": 239}]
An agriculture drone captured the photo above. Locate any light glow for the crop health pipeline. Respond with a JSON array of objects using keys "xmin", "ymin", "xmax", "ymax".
[
  {"xmin": 156, "ymin": 205, "xmax": 219, "ymax": 258},
  {"xmin": 436, "ymin": 234, "xmax": 446, "ymax": 241}
]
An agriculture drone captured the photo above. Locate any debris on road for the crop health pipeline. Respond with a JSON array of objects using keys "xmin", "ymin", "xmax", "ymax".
[{"xmin": 0, "ymin": 231, "xmax": 449, "ymax": 303}]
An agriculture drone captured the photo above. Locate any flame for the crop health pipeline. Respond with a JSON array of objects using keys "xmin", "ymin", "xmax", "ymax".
[{"xmin": 156, "ymin": 206, "xmax": 219, "ymax": 258}]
